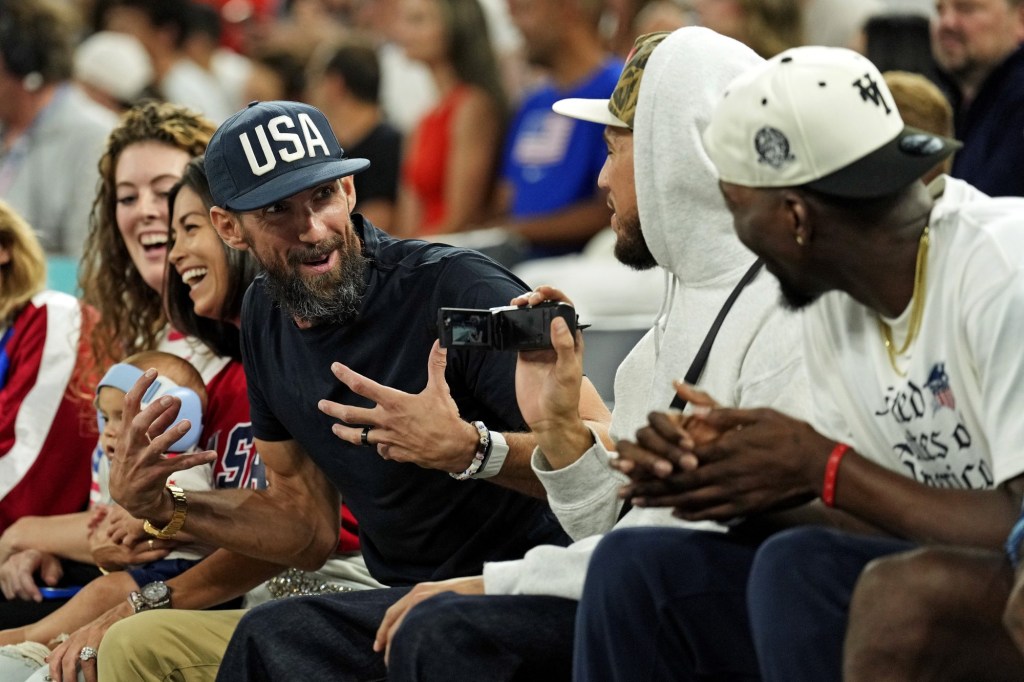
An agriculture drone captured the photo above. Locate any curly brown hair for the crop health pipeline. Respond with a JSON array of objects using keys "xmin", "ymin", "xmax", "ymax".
[{"xmin": 78, "ymin": 100, "xmax": 215, "ymax": 376}]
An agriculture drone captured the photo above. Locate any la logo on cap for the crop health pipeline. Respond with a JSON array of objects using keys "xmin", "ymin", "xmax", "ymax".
[{"xmin": 240, "ymin": 113, "xmax": 331, "ymax": 177}]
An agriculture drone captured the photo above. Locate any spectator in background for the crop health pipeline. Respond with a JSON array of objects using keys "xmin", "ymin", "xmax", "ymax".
[
  {"xmin": 243, "ymin": 48, "xmax": 306, "ymax": 103},
  {"xmin": 884, "ymin": 70, "xmax": 955, "ymax": 185},
  {"xmin": 103, "ymin": 0, "xmax": 235, "ymax": 123},
  {"xmin": 0, "ymin": 201, "xmax": 97, "ymax": 543},
  {"xmin": 181, "ymin": 1, "xmax": 253, "ymax": 113},
  {"xmin": 862, "ymin": 13, "xmax": 944, "ymax": 86},
  {"xmin": 351, "ymin": 0, "xmax": 439, "ymax": 134},
  {"xmin": 804, "ymin": 0, "xmax": 883, "ymax": 49},
  {"xmin": 73, "ymin": 31, "xmax": 154, "ymax": 114},
  {"xmin": 689, "ymin": 0, "xmax": 803, "ymax": 59},
  {"xmin": 308, "ymin": 38, "xmax": 403, "ymax": 232},
  {"xmin": 488, "ymin": 0, "xmax": 620, "ymax": 261},
  {"xmin": 0, "ymin": 0, "xmax": 118, "ymax": 258},
  {"xmin": 394, "ymin": 0, "xmax": 506, "ymax": 236},
  {"xmin": 932, "ymin": 0, "xmax": 1024, "ymax": 196},
  {"xmin": 632, "ymin": 0, "xmax": 691, "ymax": 36}
]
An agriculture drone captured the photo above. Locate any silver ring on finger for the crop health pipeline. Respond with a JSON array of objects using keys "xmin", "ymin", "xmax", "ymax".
[
  {"xmin": 360, "ymin": 426, "xmax": 373, "ymax": 447},
  {"xmin": 79, "ymin": 646, "xmax": 98, "ymax": 662}
]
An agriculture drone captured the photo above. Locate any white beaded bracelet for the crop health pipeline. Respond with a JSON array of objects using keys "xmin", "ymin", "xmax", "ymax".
[{"xmin": 450, "ymin": 421, "xmax": 491, "ymax": 481}]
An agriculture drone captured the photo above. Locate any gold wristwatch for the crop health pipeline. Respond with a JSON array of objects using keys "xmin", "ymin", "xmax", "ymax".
[{"xmin": 143, "ymin": 484, "xmax": 188, "ymax": 540}]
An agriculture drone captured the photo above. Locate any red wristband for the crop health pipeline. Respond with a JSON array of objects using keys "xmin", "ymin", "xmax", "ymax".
[{"xmin": 821, "ymin": 443, "xmax": 850, "ymax": 508}]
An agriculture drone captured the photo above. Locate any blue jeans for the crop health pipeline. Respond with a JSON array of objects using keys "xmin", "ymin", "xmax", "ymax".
[
  {"xmin": 575, "ymin": 525, "xmax": 914, "ymax": 681},
  {"xmin": 217, "ymin": 586, "xmax": 576, "ymax": 681},
  {"xmin": 747, "ymin": 527, "xmax": 914, "ymax": 682},
  {"xmin": 216, "ymin": 586, "xmax": 412, "ymax": 682},
  {"xmin": 575, "ymin": 527, "xmax": 762, "ymax": 681},
  {"xmin": 390, "ymin": 592, "xmax": 577, "ymax": 681}
]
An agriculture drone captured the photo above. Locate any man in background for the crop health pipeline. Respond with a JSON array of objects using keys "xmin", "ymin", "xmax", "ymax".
[
  {"xmin": 932, "ymin": 0, "xmax": 1024, "ymax": 196},
  {"xmin": 308, "ymin": 38, "xmax": 402, "ymax": 233},
  {"xmin": 0, "ymin": 0, "xmax": 117, "ymax": 258},
  {"xmin": 489, "ymin": 0, "xmax": 621, "ymax": 261}
]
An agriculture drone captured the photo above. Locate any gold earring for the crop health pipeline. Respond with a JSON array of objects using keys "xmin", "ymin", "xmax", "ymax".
[{"xmin": 795, "ymin": 234, "xmax": 806, "ymax": 246}]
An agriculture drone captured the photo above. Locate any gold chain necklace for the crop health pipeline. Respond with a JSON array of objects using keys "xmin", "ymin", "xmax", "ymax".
[{"xmin": 877, "ymin": 225, "xmax": 929, "ymax": 376}]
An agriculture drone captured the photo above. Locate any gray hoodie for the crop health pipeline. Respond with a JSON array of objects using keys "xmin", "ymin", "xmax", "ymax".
[{"xmin": 484, "ymin": 28, "xmax": 810, "ymax": 599}]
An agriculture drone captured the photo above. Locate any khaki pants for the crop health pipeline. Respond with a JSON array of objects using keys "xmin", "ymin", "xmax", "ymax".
[
  {"xmin": 99, "ymin": 609, "xmax": 244, "ymax": 682},
  {"xmin": 96, "ymin": 555, "xmax": 381, "ymax": 681}
]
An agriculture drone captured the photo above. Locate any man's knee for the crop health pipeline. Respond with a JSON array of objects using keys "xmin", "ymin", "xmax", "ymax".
[
  {"xmin": 752, "ymin": 526, "xmax": 832, "ymax": 576},
  {"xmin": 100, "ymin": 609, "xmax": 244, "ymax": 681},
  {"xmin": 845, "ymin": 546, "xmax": 1012, "ymax": 682},
  {"xmin": 590, "ymin": 527, "xmax": 663, "ymax": 570},
  {"xmin": 99, "ymin": 610, "xmax": 179, "ymax": 677},
  {"xmin": 856, "ymin": 550, "xmax": 945, "ymax": 622},
  {"xmin": 851, "ymin": 548, "xmax": 984, "ymax": 649},
  {"xmin": 588, "ymin": 527, "xmax": 713, "ymax": 587},
  {"xmin": 391, "ymin": 593, "xmax": 463, "ymax": 659}
]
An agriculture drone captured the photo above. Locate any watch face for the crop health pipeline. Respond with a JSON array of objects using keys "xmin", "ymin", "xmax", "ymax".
[{"xmin": 141, "ymin": 581, "xmax": 169, "ymax": 602}]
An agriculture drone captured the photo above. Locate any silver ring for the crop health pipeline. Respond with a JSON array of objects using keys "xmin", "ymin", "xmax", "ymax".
[
  {"xmin": 360, "ymin": 426, "xmax": 372, "ymax": 447},
  {"xmin": 148, "ymin": 539, "xmax": 154, "ymax": 549},
  {"xmin": 79, "ymin": 646, "xmax": 98, "ymax": 662}
]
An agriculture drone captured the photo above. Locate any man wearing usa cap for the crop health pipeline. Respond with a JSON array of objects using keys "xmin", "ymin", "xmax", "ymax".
[
  {"xmin": 98, "ymin": 100, "xmax": 611, "ymax": 681},
  {"xmin": 575, "ymin": 46, "xmax": 1024, "ymax": 681}
]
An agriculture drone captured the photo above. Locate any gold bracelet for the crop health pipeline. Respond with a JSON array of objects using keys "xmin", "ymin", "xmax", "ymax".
[{"xmin": 143, "ymin": 485, "xmax": 188, "ymax": 540}]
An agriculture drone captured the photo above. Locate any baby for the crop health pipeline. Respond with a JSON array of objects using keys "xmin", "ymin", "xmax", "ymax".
[{"xmin": 0, "ymin": 351, "xmax": 214, "ymax": 677}]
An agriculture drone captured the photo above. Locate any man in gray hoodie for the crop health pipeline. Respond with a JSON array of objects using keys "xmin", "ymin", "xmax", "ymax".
[{"xmin": 375, "ymin": 28, "xmax": 809, "ymax": 680}]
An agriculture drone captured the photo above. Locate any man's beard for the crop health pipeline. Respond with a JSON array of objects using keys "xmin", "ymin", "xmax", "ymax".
[
  {"xmin": 614, "ymin": 213, "xmax": 657, "ymax": 270},
  {"xmin": 778, "ymin": 279, "xmax": 819, "ymax": 311},
  {"xmin": 259, "ymin": 235, "xmax": 368, "ymax": 325}
]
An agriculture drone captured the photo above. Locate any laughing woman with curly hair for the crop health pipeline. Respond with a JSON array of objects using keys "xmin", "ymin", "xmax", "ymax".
[{"xmin": 78, "ymin": 100, "xmax": 220, "ymax": 378}]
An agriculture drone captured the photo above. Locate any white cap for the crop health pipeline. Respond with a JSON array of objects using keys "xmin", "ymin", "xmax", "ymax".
[
  {"xmin": 74, "ymin": 31, "xmax": 153, "ymax": 103},
  {"xmin": 552, "ymin": 98, "xmax": 627, "ymax": 128},
  {"xmin": 702, "ymin": 45, "xmax": 959, "ymax": 198}
]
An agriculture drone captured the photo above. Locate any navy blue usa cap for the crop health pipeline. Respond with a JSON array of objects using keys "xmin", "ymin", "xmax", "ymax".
[{"xmin": 206, "ymin": 100, "xmax": 370, "ymax": 211}]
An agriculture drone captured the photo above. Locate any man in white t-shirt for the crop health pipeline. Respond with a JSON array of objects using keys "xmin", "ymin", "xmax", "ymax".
[{"xmin": 573, "ymin": 45, "xmax": 1024, "ymax": 682}]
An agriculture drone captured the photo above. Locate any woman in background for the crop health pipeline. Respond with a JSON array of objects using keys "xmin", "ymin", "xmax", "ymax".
[
  {"xmin": 0, "ymin": 201, "xmax": 96, "ymax": 582},
  {"xmin": 395, "ymin": 0, "xmax": 506, "ymax": 236}
]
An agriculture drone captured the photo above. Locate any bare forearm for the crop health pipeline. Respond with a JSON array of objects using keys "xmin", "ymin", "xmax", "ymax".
[
  {"xmin": 490, "ymin": 378, "xmax": 611, "ymax": 496},
  {"xmin": 489, "ymin": 432, "xmax": 546, "ymax": 498},
  {"xmin": 358, "ymin": 200, "xmax": 395, "ymax": 233},
  {"xmin": 1, "ymin": 513, "xmax": 92, "ymax": 564},
  {"xmin": 147, "ymin": 487, "xmax": 337, "ymax": 570},
  {"xmin": 166, "ymin": 549, "xmax": 285, "ymax": 609},
  {"xmin": 828, "ymin": 451, "xmax": 1022, "ymax": 549},
  {"xmin": 528, "ymin": 377, "xmax": 613, "ymax": 471}
]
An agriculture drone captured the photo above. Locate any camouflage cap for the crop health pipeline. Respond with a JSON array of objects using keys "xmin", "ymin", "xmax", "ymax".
[{"xmin": 552, "ymin": 31, "xmax": 670, "ymax": 129}]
